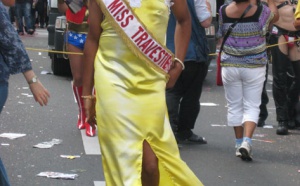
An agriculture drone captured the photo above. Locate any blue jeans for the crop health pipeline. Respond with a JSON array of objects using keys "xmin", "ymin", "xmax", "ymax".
[
  {"xmin": 0, "ymin": 158, "xmax": 10, "ymax": 186},
  {"xmin": 0, "ymin": 82, "xmax": 10, "ymax": 186},
  {"xmin": 15, "ymin": 2, "xmax": 33, "ymax": 33},
  {"xmin": 0, "ymin": 81, "xmax": 8, "ymax": 114}
]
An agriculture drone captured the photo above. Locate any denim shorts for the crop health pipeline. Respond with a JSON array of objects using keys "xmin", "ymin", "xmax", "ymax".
[{"xmin": 66, "ymin": 31, "xmax": 87, "ymax": 50}]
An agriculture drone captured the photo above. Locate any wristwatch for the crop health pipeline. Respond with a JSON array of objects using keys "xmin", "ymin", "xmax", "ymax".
[{"xmin": 28, "ymin": 76, "xmax": 38, "ymax": 84}]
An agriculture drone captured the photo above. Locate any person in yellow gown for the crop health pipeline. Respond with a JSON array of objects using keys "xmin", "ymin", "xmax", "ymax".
[
  {"xmin": 295, "ymin": 1, "xmax": 300, "ymax": 30},
  {"xmin": 82, "ymin": 0, "xmax": 204, "ymax": 185}
]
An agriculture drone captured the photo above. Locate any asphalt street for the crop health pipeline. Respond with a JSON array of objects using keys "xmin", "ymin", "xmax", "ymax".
[{"xmin": 0, "ymin": 29, "xmax": 300, "ymax": 186}]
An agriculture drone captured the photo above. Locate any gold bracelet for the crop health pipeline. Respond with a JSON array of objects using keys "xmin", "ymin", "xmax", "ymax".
[
  {"xmin": 174, "ymin": 58, "xmax": 185, "ymax": 70},
  {"xmin": 81, "ymin": 95, "xmax": 96, "ymax": 99}
]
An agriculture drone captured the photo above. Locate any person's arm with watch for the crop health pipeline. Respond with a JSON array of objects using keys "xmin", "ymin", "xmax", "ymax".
[
  {"xmin": 23, "ymin": 70, "xmax": 50, "ymax": 106},
  {"xmin": 0, "ymin": 0, "xmax": 50, "ymax": 107}
]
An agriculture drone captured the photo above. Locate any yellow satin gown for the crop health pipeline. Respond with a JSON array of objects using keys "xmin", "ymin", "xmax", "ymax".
[
  {"xmin": 94, "ymin": 0, "xmax": 203, "ymax": 185},
  {"xmin": 296, "ymin": 2, "xmax": 300, "ymax": 19}
]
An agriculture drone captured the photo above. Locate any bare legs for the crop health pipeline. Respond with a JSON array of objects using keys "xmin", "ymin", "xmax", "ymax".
[
  {"xmin": 68, "ymin": 44, "xmax": 96, "ymax": 136},
  {"xmin": 142, "ymin": 140, "xmax": 159, "ymax": 186},
  {"xmin": 234, "ymin": 121, "xmax": 256, "ymax": 139},
  {"xmin": 67, "ymin": 44, "xmax": 84, "ymax": 87}
]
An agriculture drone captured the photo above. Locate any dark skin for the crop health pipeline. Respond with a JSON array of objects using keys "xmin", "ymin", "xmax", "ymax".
[
  {"xmin": 82, "ymin": 0, "xmax": 191, "ymax": 185},
  {"xmin": 295, "ymin": 1, "xmax": 300, "ymax": 29},
  {"xmin": 294, "ymin": 19, "xmax": 300, "ymax": 29}
]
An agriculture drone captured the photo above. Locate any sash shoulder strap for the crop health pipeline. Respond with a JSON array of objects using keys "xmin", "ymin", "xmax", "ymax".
[{"xmin": 97, "ymin": 0, "xmax": 174, "ymax": 75}]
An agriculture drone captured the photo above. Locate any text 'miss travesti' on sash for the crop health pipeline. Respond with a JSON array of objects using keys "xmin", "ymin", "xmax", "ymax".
[{"xmin": 102, "ymin": 0, "xmax": 174, "ymax": 73}]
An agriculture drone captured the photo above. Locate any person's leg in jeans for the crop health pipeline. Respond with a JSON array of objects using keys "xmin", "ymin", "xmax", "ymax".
[
  {"xmin": 0, "ymin": 82, "xmax": 10, "ymax": 186},
  {"xmin": 0, "ymin": 81, "xmax": 8, "ymax": 113},
  {"xmin": 23, "ymin": 2, "xmax": 34, "ymax": 34},
  {"xmin": 14, "ymin": 3, "xmax": 24, "ymax": 34},
  {"xmin": 0, "ymin": 158, "xmax": 10, "ymax": 186}
]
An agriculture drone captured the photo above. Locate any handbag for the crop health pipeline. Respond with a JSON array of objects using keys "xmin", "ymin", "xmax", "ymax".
[{"xmin": 216, "ymin": 4, "xmax": 252, "ymax": 86}]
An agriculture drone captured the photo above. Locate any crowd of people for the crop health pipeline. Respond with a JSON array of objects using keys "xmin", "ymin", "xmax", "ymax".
[
  {"xmin": 216, "ymin": 0, "xmax": 300, "ymax": 161},
  {"xmin": 9, "ymin": 0, "xmax": 48, "ymax": 35},
  {"xmin": 1, "ymin": 0, "xmax": 300, "ymax": 185}
]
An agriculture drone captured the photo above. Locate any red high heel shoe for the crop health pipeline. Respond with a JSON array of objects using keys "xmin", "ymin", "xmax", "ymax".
[{"xmin": 85, "ymin": 123, "xmax": 96, "ymax": 137}]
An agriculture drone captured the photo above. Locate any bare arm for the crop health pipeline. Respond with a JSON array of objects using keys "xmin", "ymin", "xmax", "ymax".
[
  {"xmin": 263, "ymin": 0, "xmax": 279, "ymax": 24},
  {"xmin": 23, "ymin": 70, "xmax": 50, "ymax": 106},
  {"xmin": 57, "ymin": 0, "xmax": 68, "ymax": 13},
  {"xmin": 2, "ymin": 0, "xmax": 15, "ymax": 6},
  {"xmin": 82, "ymin": 0, "xmax": 102, "ymax": 96},
  {"xmin": 200, "ymin": 0, "xmax": 212, "ymax": 28},
  {"xmin": 82, "ymin": 0, "xmax": 102, "ymax": 124},
  {"xmin": 167, "ymin": 0, "xmax": 191, "ymax": 89}
]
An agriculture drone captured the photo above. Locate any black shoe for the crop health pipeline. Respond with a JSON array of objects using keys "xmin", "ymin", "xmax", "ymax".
[
  {"xmin": 27, "ymin": 29, "xmax": 35, "ymax": 35},
  {"xmin": 187, "ymin": 133, "xmax": 207, "ymax": 144},
  {"xmin": 176, "ymin": 131, "xmax": 207, "ymax": 144},
  {"xmin": 287, "ymin": 120, "xmax": 296, "ymax": 130},
  {"xmin": 257, "ymin": 118, "xmax": 265, "ymax": 127},
  {"xmin": 276, "ymin": 121, "xmax": 288, "ymax": 135}
]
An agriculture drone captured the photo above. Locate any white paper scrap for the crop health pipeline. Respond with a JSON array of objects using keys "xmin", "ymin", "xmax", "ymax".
[
  {"xmin": 200, "ymin": 103, "xmax": 219, "ymax": 106},
  {"xmin": 37, "ymin": 172, "xmax": 78, "ymax": 180},
  {"xmin": 33, "ymin": 139, "xmax": 62, "ymax": 149},
  {"xmin": 263, "ymin": 125, "xmax": 273, "ymax": 129},
  {"xmin": 211, "ymin": 124, "xmax": 227, "ymax": 127},
  {"xmin": 0, "ymin": 133, "xmax": 26, "ymax": 139}
]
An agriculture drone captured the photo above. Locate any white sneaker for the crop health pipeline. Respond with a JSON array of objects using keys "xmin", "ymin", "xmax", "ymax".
[
  {"xmin": 235, "ymin": 144, "xmax": 242, "ymax": 157},
  {"xmin": 239, "ymin": 141, "xmax": 252, "ymax": 161}
]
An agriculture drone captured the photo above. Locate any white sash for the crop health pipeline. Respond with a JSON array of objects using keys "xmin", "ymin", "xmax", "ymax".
[{"xmin": 99, "ymin": 0, "xmax": 174, "ymax": 75}]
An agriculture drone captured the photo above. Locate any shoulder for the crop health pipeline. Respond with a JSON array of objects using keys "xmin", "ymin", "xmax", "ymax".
[
  {"xmin": 219, "ymin": 4, "xmax": 228, "ymax": 12},
  {"xmin": 258, "ymin": 4, "xmax": 272, "ymax": 18}
]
